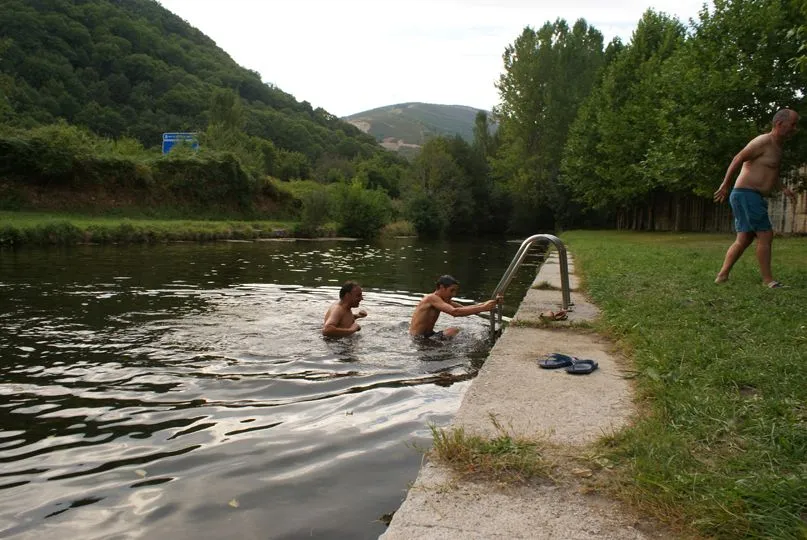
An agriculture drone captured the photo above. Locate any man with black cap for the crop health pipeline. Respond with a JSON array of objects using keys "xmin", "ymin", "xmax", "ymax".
[{"xmin": 408, "ymin": 275, "xmax": 501, "ymax": 338}]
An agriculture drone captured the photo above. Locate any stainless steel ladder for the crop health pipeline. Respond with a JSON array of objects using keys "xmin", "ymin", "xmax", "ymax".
[{"xmin": 488, "ymin": 234, "xmax": 573, "ymax": 342}]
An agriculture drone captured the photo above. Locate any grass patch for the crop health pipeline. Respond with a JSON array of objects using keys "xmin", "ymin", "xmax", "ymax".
[
  {"xmin": 563, "ymin": 231, "xmax": 807, "ymax": 539},
  {"xmin": 0, "ymin": 211, "xmax": 295, "ymax": 246},
  {"xmin": 380, "ymin": 219, "xmax": 417, "ymax": 238},
  {"xmin": 429, "ymin": 417, "xmax": 551, "ymax": 484},
  {"xmin": 532, "ymin": 280, "xmax": 556, "ymax": 290}
]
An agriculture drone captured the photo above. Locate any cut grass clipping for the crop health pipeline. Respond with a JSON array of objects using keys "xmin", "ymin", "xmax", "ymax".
[{"xmin": 428, "ymin": 418, "xmax": 550, "ymax": 484}]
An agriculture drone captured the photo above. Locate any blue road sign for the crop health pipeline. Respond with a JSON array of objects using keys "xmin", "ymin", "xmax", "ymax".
[{"xmin": 162, "ymin": 132, "xmax": 199, "ymax": 154}]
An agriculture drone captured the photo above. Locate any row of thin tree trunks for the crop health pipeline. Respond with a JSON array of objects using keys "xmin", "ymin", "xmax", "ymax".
[
  {"xmin": 614, "ymin": 192, "xmax": 807, "ymax": 233},
  {"xmin": 615, "ymin": 193, "xmax": 732, "ymax": 232}
]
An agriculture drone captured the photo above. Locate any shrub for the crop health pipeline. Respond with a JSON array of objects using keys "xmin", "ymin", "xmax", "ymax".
[
  {"xmin": 331, "ymin": 182, "xmax": 391, "ymax": 238},
  {"xmin": 405, "ymin": 191, "xmax": 445, "ymax": 236},
  {"xmin": 380, "ymin": 220, "xmax": 417, "ymax": 238},
  {"xmin": 300, "ymin": 188, "xmax": 331, "ymax": 228},
  {"xmin": 151, "ymin": 151, "xmax": 257, "ymax": 208}
]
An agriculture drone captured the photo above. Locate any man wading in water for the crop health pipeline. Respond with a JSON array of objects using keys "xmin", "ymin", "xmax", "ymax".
[
  {"xmin": 409, "ymin": 275, "xmax": 501, "ymax": 339},
  {"xmin": 713, "ymin": 108, "xmax": 799, "ymax": 288},
  {"xmin": 322, "ymin": 281, "xmax": 367, "ymax": 337}
]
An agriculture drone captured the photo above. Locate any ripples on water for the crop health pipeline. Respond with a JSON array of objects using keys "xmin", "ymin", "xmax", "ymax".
[{"xmin": 0, "ymin": 241, "xmax": 539, "ymax": 539}]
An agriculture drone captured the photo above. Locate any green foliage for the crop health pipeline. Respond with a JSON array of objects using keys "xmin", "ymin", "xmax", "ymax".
[
  {"xmin": 355, "ymin": 152, "xmax": 407, "ymax": 197},
  {"xmin": 0, "ymin": 212, "xmax": 294, "ymax": 246},
  {"xmin": 562, "ymin": 10, "xmax": 686, "ymax": 211},
  {"xmin": 0, "ymin": 0, "xmax": 381, "ymax": 164},
  {"xmin": 494, "ymin": 18, "xmax": 606, "ymax": 232},
  {"xmin": 275, "ymin": 149, "xmax": 311, "ymax": 181},
  {"xmin": 299, "ymin": 189, "xmax": 332, "ymax": 229},
  {"xmin": 405, "ymin": 190, "xmax": 445, "ymax": 236},
  {"xmin": 379, "ymin": 219, "xmax": 416, "ymax": 238},
  {"xmin": 330, "ymin": 182, "xmax": 391, "ymax": 238},
  {"xmin": 560, "ymin": 3, "xmax": 807, "ymax": 226},
  {"xmin": 208, "ymin": 88, "xmax": 244, "ymax": 131},
  {"xmin": 405, "ymin": 135, "xmax": 495, "ymax": 236},
  {"xmin": 0, "ymin": 123, "xmax": 149, "ymax": 186},
  {"xmin": 0, "ymin": 125, "xmax": 301, "ymax": 216},
  {"xmin": 151, "ymin": 151, "xmax": 257, "ymax": 208}
]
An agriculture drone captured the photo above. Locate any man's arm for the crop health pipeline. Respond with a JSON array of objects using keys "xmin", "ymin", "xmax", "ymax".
[
  {"xmin": 714, "ymin": 136, "xmax": 767, "ymax": 203},
  {"xmin": 774, "ymin": 175, "xmax": 797, "ymax": 202},
  {"xmin": 429, "ymin": 295, "xmax": 500, "ymax": 317},
  {"xmin": 322, "ymin": 308, "xmax": 360, "ymax": 337}
]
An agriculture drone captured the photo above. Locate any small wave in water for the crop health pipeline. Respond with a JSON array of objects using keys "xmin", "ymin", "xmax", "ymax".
[{"xmin": 0, "ymin": 278, "xmax": 495, "ymax": 539}]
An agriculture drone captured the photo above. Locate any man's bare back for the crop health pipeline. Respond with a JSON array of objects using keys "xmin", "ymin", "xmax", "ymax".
[
  {"xmin": 409, "ymin": 275, "xmax": 500, "ymax": 338},
  {"xmin": 408, "ymin": 293, "xmax": 454, "ymax": 336}
]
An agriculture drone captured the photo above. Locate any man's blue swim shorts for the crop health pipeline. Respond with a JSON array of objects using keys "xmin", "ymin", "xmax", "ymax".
[{"xmin": 729, "ymin": 188, "xmax": 772, "ymax": 233}]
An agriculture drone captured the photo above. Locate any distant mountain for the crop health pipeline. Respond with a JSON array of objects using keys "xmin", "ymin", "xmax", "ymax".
[{"xmin": 344, "ymin": 102, "xmax": 488, "ymax": 153}]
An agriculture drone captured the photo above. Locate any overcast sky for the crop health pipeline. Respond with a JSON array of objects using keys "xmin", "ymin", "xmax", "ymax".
[{"xmin": 156, "ymin": 0, "xmax": 710, "ymax": 118}]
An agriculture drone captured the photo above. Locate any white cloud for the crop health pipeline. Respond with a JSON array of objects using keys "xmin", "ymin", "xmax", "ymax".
[{"xmin": 156, "ymin": 0, "xmax": 710, "ymax": 116}]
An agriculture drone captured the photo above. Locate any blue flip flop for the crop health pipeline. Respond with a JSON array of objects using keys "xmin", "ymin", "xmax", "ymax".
[
  {"xmin": 565, "ymin": 359, "xmax": 598, "ymax": 375},
  {"xmin": 538, "ymin": 353, "xmax": 576, "ymax": 369}
]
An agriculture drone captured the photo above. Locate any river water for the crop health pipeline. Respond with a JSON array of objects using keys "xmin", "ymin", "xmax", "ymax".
[{"xmin": 0, "ymin": 238, "xmax": 541, "ymax": 539}]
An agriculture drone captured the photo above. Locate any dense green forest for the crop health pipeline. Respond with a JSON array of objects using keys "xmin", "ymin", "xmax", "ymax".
[
  {"xmin": 0, "ymin": 0, "xmax": 381, "ymax": 163},
  {"xmin": 1, "ymin": 0, "xmax": 805, "ymax": 238}
]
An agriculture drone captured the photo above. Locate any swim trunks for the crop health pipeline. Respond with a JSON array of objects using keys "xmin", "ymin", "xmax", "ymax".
[
  {"xmin": 730, "ymin": 188, "xmax": 772, "ymax": 233},
  {"xmin": 417, "ymin": 330, "xmax": 445, "ymax": 340}
]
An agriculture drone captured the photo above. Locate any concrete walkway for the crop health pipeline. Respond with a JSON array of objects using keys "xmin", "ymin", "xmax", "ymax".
[{"xmin": 381, "ymin": 252, "xmax": 670, "ymax": 539}]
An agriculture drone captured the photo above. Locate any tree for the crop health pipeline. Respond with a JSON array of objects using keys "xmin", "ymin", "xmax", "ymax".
[
  {"xmin": 208, "ymin": 88, "xmax": 244, "ymax": 131},
  {"xmin": 493, "ymin": 19, "xmax": 606, "ymax": 232},
  {"xmin": 561, "ymin": 10, "xmax": 686, "ymax": 215}
]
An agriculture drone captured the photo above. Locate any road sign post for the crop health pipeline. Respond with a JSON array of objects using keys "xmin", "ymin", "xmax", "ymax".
[{"xmin": 162, "ymin": 132, "xmax": 199, "ymax": 154}]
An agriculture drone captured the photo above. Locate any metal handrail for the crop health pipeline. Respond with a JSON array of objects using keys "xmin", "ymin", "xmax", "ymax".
[{"xmin": 488, "ymin": 234, "xmax": 573, "ymax": 342}]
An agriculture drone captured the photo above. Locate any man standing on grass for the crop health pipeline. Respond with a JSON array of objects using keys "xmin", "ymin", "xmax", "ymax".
[
  {"xmin": 409, "ymin": 275, "xmax": 501, "ymax": 339},
  {"xmin": 713, "ymin": 108, "xmax": 799, "ymax": 288},
  {"xmin": 322, "ymin": 281, "xmax": 367, "ymax": 337}
]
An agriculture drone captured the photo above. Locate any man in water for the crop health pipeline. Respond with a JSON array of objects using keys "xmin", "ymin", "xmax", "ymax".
[
  {"xmin": 322, "ymin": 281, "xmax": 367, "ymax": 337},
  {"xmin": 409, "ymin": 275, "xmax": 501, "ymax": 338},
  {"xmin": 713, "ymin": 108, "xmax": 798, "ymax": 288}
]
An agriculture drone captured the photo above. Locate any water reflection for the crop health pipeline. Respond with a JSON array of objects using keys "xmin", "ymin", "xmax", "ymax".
[{"xmin": 0, "ymin": 238, "xmax": 540, "ymax": 539}]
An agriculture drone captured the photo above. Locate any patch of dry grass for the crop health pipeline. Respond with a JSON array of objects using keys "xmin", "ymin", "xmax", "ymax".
[{"xmin": 428, "ymin": 417, "xmax": 551, "ymax": 484}]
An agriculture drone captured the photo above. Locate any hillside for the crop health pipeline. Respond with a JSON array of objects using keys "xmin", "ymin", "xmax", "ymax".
[
  {"xmin": 344, "ymin": 102, "xmax": 488, "ymax": 152},
  {"xmin": 0, "ymin": 0, "xmax": 380, "ymax": 163}
]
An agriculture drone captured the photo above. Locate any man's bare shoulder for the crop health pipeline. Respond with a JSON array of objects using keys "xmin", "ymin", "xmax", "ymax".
[
  {"xmin": 415, "ymin": 293, "xmax": 439, "ymax": 307},
  {"xmin": 749, "ymin": 133, "xmax": 775, "ymax": 150},
  {"xmin": 325, "ymin": 302, "xmax": 346, "ymax": 319}
]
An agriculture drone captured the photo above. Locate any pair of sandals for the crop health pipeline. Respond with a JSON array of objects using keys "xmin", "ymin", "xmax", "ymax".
[{"xmin": 538, "ymin": 352, "xmax": 598, "ymax": 375}]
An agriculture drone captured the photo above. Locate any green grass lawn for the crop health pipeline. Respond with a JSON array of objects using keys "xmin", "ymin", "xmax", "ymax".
[
  {"xmin": 0, "ymin": 211, "xmax": 296, "ymax": 245},
  {"xmin": 563, "ymin": 231, "xmax": 807, "ymax": 539}
]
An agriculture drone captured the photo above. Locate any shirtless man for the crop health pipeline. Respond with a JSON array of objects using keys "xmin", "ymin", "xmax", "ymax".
[
  {"xmin": 409, "ymin": 275, "xmax": 501, "ymax": 338},
  {"xmin": 713, "ymin": 108, "xmax": 798, "ymax": 288},
  {"xmin": 322, "ymin": 281, "xmax": 367, "ymax": 337}
]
